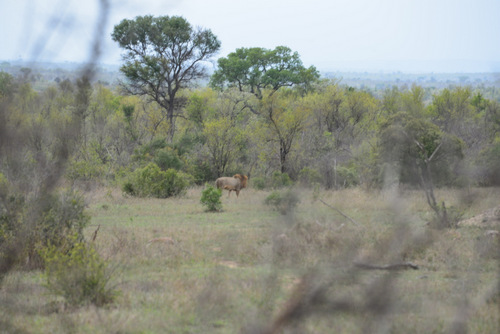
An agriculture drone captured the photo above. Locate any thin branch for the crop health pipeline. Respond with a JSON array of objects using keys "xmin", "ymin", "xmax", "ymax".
[
  {"xmin": 319, "ymin": 199, "xmax": 362, "ymax": 227},
  {"xmin": 427, "ymin": 141, "xmax": 443, "ymax": 162},
  {"xmin": 354, "ymin": 261, "xmax": 419, "ymax": 271}
]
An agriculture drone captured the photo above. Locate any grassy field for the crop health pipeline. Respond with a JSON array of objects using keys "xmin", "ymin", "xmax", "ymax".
[{"xmin": 1, "ymin": 186, "xmax": 499, "ymax": 333}]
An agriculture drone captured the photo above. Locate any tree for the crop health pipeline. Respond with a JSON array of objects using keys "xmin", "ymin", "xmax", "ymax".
[
  {"xmin": 203, "ymin": 117, "xmax": 245, "ymax": 177},
  {"xmin": 0, "ymin": 72, "xmax": 15, "ymax": 99},
  {"xmin": 111, "ymin": 15, "xmax": 221, "ymax": 141},
  {"xmin": 186, "ymin": 88, "xmax": 251, "ymax": 178},
  {"xmin": 210, "ymin": 46, "xmax": 319, "ymax": 104},
  {"xmin": 379, "ymin": 112, "xmax": 464, "ymax": 227},
  {"xmin": 301, "ymin": 83, "xmax": 377, "ymax": 188},
  {"xmin": 261, "ymin": 91, "xmax": 311, "ymax": 174}
]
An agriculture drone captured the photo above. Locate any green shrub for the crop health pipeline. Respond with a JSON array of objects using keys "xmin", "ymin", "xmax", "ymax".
[
  {"xmin": 477, "ymin": 139, "xmax": 500, "ymax": 186},
  {"xmin": 154, "ymin": 148, "xmax": 184, "ymax": 171},
  {"xmin": 123, "ymin": 163, "xmax": 193, "ymax": 198},
  {"xmin": 132, "ymin": 138, "xmax": 167, "ymax": 162},
  {"xmin": 251, "ymin": 177, "xmax": 266, "ymax": 190},
  {"xmin": 429, "ymin": 204, "xmax": 465, "ymax": 229},
  {"xmin": 336, "ymin": 166, "xmax": 359, "ymax": 188},
  {"xmin": 0, "ymin": 173, "xmax": 23, "ymax": 250},
  {"xmin": 66, "ymin": 154, "xmax": 105, "ymax": 182},
  {"xmin": 122, "ymin": 181, "xmax": 135, "ymax": 196},
  {"xmin": 271, "ymin": 171, "xmax": 293, "ymax": 189},
  {"xmin": 264, "ymin": 189, "xmax": 300, "ymax": 215},
  {"xmin": 0, "ymin": 186, "xmax": 90, "ymax": 270},
  {"xmin": 250, "ymin": 173, "xmax": 293, "ymax": 190},
  {"xmin": 298, "ymin": 167, "xmax": 322, "ymax": 187},
  {"xmin": 41, "ymin": 237, "xmax": 118, "ymax": 307},
  {"xmin": 185, "ymin": 159, "xmax": 216, "ymax": 185},
  {"xmin": 200, "ymin": 184, "xmax": 223, "ymax": 212}
]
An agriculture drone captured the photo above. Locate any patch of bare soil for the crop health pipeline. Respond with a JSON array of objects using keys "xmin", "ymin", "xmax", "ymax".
[{"xmin": 217, "ymin": 260, "xmax": 240, "ymax": 268}]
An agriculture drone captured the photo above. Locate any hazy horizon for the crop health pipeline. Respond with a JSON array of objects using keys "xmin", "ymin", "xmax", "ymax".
[{"xmin": 1, "ymin": 0, "xmax": 499, "ymax": 74}]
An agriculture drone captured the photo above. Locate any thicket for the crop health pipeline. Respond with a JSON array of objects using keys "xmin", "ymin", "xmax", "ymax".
[
  {"xmin": 1, "ymin": 70, "xmax": 499, "ymax": 197},
  {"xmin": 41, "ymin": 236, "xmax": 117, "ymax": 307},
  {"xmin": 0, "ymin": 71, "xmax": 116, "ymax": 306},
  {"xmin": 264, "ymin": 189, "xmax": 301, "ymax": 215},
  {"xmin": 122, "ymin": 163, "xmax": 193, "ymax": 198}
]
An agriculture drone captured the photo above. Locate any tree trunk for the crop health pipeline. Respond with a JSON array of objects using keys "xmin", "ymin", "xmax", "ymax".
[
  {"xmin": 167, "ymin": 104, "xmax": 175, "ymax": 142},
  {"xmin": 280, "ymin": 145, "xmax": 287, "ymax": 174}
]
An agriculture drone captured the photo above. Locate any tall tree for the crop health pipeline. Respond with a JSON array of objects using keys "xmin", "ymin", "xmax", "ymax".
[
  {"xmin": 210, "ymin": 46, "xmax": 319, "ymax": 105},
  {"xmin": 260, "ymin": 91, "xmax": 311, "ymax": 174},
  {"xmin": 111, "ymin": 15, "xmax": 221, "ymax": 141}
]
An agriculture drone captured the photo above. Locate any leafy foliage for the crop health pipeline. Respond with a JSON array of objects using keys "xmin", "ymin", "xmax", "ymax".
[
  {"xmin": 0, "ymin": 183, "xmax": 90, "ymax": 270},
  {"xmin": 271, "ymin": 171, "xmax": 294, "ymax": 188},
  {"xmin": 203, "ymin": 117, "xmax": 246, "ymax": 177},
  {"xmin": 298, "ymin": 167, "xmax": 322, "ymax": 187},
  {"xmin": 210, "ymin": 46, "xmax": 319, "ymax": 99},
  {"xmin": 154, "ymin": 147, "xmax": 184, "ymax": 171},
  {"xmin": 122, "ymin": 163, "xmax": 193, "ymax": 198},
  {"xmin": 2, "ymin": 64, "xmax": 500, "ymax": 197},
  {"xmin": 379, "ymin": 112, "xmax": 464, "ymax": 186},
  {"xmin": 111, "ymin": 15, "xmax": 221, "ymax": 139},
  {"xmin": 264, "ymin": 189, "xmax": 300, "ymax": 215},
  {"xmin": 200, "ymin": 184, "xmax": 223, "ymax": 212},
  {"xmin": 476, "ymin": 138, "xmax": 500, "ymax": 185},
  {"xmin": 41, "ymin": 237, "xmax": 117, "ymax": 307}
]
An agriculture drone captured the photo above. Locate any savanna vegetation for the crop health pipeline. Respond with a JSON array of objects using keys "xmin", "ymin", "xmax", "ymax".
[{"xmin": 0, "ymin": 13, "xmax": 499, "ymax": 334}]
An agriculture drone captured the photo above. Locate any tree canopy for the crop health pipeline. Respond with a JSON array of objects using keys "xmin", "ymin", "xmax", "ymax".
[
  {"xmin": 111, "ymin": 15, "xmax": 221, "ymax": 140},
  {"xmin": 210, "ymin": 46, "xmax": 319, "ymax": 100}
]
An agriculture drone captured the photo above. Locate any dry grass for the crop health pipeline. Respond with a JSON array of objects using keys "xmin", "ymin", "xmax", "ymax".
[{"xmin": 0, "ymin": 186, "xmax": 498, "ymax": 333}]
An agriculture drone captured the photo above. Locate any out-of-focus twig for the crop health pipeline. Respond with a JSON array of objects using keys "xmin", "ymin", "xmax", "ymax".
[
  {"xmin": 319, "ymin": 199, "xmax": 362, "ymax": 227},
  {"xmin": 354, "ymin": 261, "xmax": 419, "ymax": 270}
]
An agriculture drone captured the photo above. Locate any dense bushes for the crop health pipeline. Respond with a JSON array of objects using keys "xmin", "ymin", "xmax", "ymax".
[
  {"xmin": 264, "ymin": 189, "xmax": 300, "ymax": 215},
  {"xmin": 476, "ymin": 139, "xmax": 500, "ymax": 186},
  {"xmin": 2, "ymin": 69, "xmax": 500, "ymax": 194},
  {"xmin": 41, "ymin": 237, "xmax": 117, "ymax": 307},
  {"xmin": 251, "ymin": 172, "xmax": 294, "ymax": 190},
  {"xmin": 154, "ymin": 147, "xmax": 184, "ymax": 171},
  {"xmin": 0, "ymin": 182, "xmax": 90, "ymax": 269},
  {"xmin": 122, "ymin": 163, "xmax": 193, "ymax": 198}
]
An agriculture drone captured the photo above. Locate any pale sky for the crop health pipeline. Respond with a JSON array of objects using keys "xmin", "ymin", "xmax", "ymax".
[{"xmin": 1, "ymin": 0, "xmax": 499, "ymax": 72}]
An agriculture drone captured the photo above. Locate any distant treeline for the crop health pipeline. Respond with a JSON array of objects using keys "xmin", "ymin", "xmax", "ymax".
[
  {"xmin": 1, "ymin": 66, "xmax": 499, "ymax": 195},
  {"xmin": 2, "ymin": 60, "xmax": 500, "ymax": 94}
]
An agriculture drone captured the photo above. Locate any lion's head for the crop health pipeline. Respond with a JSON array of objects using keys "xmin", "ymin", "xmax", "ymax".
[{"xmin": 233, "ymin": 174, "xmax": 248, "ymax": 189}]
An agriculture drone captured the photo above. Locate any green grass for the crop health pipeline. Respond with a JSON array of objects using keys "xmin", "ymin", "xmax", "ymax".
[{"xmin": 1, "ymin": 186, "xmax": 499, "ymax": 333}]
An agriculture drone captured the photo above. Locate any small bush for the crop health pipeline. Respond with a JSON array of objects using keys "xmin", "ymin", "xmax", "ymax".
[
  {"xmin": 336, "ymin": 166, "xmax": 359, "ymax": 188},
  {"xmin": 251, "ymin": 177, "xmax": 266, "ymax": 190},
  {"xmin": 41, "ymin": 237, "xmax": 118, "ymax": 307},
  {"xmin": 188, "ymin": 160, "xmax": 215, "ymax": 185},
  {"xmin": 132, "ymin": 138, "xmax": 167, "ymax": 162},
  {"xmin": 28, "ymin": 189, "xmax": 90, "ymax": 269},
  {"xmin": 66, "ymin": 152, "xmax": 105, "ymax": 182},
  {"xmin": 0, "ymin": 181, "xmax": 90, "ymax": 270},
  {"xmin": 429, "ymin": 204, "xmax": 465, "ymax": 229},
  {"xmin": 264, "ymin": 189, "xmax": 300, "ymax": 215},
  {"xmin": 271, "ymin": 171, "xmax": 294, "ymax": 189},
  {"xmin": 122, "ymin": 181, "xmax": 135, "ymax": 196},
  {"xmin": 298, "ymin": 167, "xmax": 322, "ymax": 187},
  {"xmin": 200, "ymin": 184, "xmax": 222, "ymax": 212},
  {"xmin": 476, "ymin": 139, "xmax": 500, "ymax": 186},
  {"xmin": 123, "ymin": 163, "xmax": 194, "ymax": 198}
]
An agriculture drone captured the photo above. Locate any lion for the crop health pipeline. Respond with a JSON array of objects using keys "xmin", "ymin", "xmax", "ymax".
[{"xmin": 215, "ymin": 174, "xmax": 248, "ymax": 198}]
